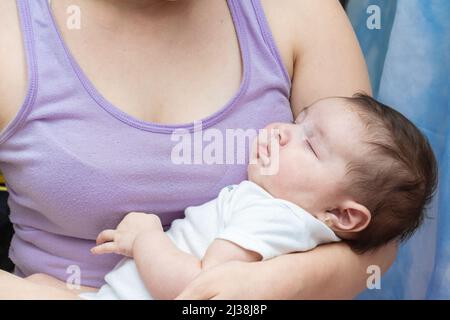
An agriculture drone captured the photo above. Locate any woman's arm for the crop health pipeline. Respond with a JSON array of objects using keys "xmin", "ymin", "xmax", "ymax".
[
  {"xmin": 287, "ymin": 0, "xmax": 395, "ymax": 298},
  {"xmin": 271, "ymin": 0, "xmax": 373, "ymax": 115},
  {"xmin": 260, "ymin": 242, "xmax": 397, "ymax": 299},
  {"xmin": 0, "ymin": 270, "xmax": 84, "ymax": 299},
  {"xmin": 268, "ymin": 0, "xmax": 392, "ymax": 298},
  {"xmin": 271, "ymin": 0, "xmax": 393, "ymax": 297},
  {"xmin": 176, "ymin": 0, "xmax": 395, "ymax": 300},
  {"xmin": 0, "ymin": 0, "xmax": 28, "ymax": 132},
  {"xmin": 175, "ymin": 242, "xmax": 397, "ymax": 300}
]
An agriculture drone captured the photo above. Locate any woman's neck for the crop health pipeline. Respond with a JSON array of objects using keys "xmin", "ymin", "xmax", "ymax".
[
  {"xmin": 95, "ymin": 0, "xmax": 195, "ymax": 14},
  {"xmin": 55, "ymin": 0, "xmax": 198, "ymax": 34}
]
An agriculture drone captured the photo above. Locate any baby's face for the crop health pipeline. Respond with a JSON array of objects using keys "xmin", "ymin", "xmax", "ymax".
[{"xmin": 248, "ymin": 97, "xmax": 367, "ymax": 216}]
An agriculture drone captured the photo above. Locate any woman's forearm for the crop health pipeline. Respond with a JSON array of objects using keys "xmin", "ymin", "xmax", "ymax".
[
  {"xmin": 260, "ymin": 242, "xmax": 397, "ymax": 299},
  {"xmin": 133, "ymin": 231, "xmax": 202, "ymax": 300},
  {"xmin": 0, "ymin": 270, "xmax": 81, "ymax": 299}
]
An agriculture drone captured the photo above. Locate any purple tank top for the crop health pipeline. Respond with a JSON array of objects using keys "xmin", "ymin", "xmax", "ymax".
[{"xmin": 0, "ymin": 0, "xmax": 292, "ymax": 287}]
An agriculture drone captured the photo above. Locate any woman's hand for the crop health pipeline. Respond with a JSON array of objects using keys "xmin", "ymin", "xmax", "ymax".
[
  {"xmin": 175, "ymin": 260, "xmax": 288, "ymax": 300},
  {"xmin": 91, "ymin": 212, "xmax": 163, "ymax": 257},
  {"xmin": 175, "ymin": 242, "xmax": 397, "ymax": 300}
]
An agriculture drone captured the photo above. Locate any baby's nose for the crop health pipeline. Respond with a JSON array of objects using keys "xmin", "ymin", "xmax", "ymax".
[{"xmin": 277, "ymin": 125, "xmax": 292, "ymax": 146}]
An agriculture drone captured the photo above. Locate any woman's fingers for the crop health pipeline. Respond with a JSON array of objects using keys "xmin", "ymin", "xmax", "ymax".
[
  {"xmin": 96, "ymin": 229, "xmax": 116, "ymax": 245},
  {"xmin": 91, "ymin": 242, "xmax": 118, "ymax": 255},
  {"xmin": 175, "ymin": 274, "xmax": 217, "ymax": 300}
]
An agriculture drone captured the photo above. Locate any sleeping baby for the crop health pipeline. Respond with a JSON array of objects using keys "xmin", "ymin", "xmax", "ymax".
[{"xmin": 78, "ymin": 93, "xmax": 437, "ymax": 299}]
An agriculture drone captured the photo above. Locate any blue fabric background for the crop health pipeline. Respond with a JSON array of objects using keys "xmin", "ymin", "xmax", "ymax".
[{"xmin": 347, "ymin": 0, "xmax": 449, "ymax": 299}]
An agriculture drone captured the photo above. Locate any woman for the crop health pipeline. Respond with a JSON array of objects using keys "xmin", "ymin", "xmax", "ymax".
[{"xmin": 0, "ymin": 0, "xmax": 396, "ymax": 299}]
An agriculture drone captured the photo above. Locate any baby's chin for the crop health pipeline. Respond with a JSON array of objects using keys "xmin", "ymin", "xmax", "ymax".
[
  {"xmin": 247, "ymin": 152, "xmax": 275, "ymax": 179},
  {"xmin": 246, "ymin": 163, "xmax": 276, "ymax": 192},
  {"xmin": 246, "ymin": 163, "xmax": 259, "ymax": 182},
  {"xmin": 246, "ymin": 163, "xmax": 267, "ymax": 186},
  {"xmin": 247, "ymin": 165, "xmax": 312, "ymax": 208}
]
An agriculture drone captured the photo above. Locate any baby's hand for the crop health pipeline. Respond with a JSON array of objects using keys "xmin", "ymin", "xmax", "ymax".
[{"xmin": 91, "ymin": 212, "xmax": 163, "ymax": 257}]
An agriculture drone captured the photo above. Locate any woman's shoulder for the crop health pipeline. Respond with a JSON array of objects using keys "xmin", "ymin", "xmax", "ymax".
[
  {"xmin": 0, "ymin": 0, "xmax": 28, "ymax": 132},
  {"xmin": 262, "ymin": 0, "xmax": 371, "ymax": 111},
  {"xmin": 260, "ymin": 0, "xmax": 348, "ymax": 79}
]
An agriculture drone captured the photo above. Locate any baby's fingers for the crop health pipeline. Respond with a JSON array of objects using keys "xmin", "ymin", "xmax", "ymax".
[
  {"xmin": 91, "ymin": 242, "xmax": 118, "ymax": 255},
  {"xmin": 96, "ymin": 229, "xmax": 116, "ymax": 245}
]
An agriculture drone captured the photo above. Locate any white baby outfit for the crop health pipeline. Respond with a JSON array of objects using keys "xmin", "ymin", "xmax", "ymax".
[{"xmin": 80, "ymin": 180, "xmax": 340, "ymax": 299}]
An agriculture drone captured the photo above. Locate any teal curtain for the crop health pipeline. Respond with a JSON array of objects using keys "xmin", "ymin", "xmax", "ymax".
[{"xmin": 347, "ymin": 0, "xmax": 449, "ymax": 299}]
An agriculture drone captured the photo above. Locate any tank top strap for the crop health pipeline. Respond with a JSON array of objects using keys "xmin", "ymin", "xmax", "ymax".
[
  {"xmin": 15, "ymin": 0, "xmax": 292, "ymax": 107},
  {"xmin": 228, "ymin": 0, "xmax": 291, "ymax": 91},
  {"xmin": 1, "ymin": 0, "xmax": 294, "ymax": 286},
  {"xmin": 16, "ymin": 0, "xmax": 82, "ymax": 105}
]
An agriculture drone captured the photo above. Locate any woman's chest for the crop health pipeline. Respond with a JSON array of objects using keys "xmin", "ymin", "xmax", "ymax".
[
  {"xmin": 0, "ymin": 0, "xmax": 295, "ymax": 239},
  {"xmin": 50, "ymin": 0, "xmax": 295, "ymax": 126},
  {"xmin": 0, "ymin": 87, "xmax": 292, "ymax": 239},
  {"xmin": 55, "ymin": 3, "xmax": 237, "ymax": 126}
]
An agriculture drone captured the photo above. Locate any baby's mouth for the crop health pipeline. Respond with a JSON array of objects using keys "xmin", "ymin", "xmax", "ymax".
[{"xmin": 267, "ymin": 139, "xmax": 272, "ymax": 158}]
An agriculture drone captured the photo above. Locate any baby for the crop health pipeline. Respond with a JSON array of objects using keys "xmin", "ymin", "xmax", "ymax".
[{"xmin": 79, "ymin": 93, "xmax": 437, "ymax": 300}]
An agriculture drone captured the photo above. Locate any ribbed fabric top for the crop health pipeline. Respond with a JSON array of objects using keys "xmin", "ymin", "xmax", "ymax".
[{"xmin": 0, "ymin": 0, "xmax": 292, "ymax": 287}]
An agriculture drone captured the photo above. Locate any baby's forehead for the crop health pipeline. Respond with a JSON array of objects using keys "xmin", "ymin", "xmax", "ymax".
[
  {"xmin": 296, "ymin": 97, "xmax": 355, "ymax": 121},
  {"xmin": 299, "ymin": 98, "xmax": 369, "ymax": 154}
]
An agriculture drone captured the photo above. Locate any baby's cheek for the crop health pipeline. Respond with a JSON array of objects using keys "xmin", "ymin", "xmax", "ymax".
[
  {"xmin": 277, "ymin": 162, "xmax": 304, "ymax": 187},
  {"xmin": 311, "ymin": 173, "xmax": 339, "ymax": 196}
]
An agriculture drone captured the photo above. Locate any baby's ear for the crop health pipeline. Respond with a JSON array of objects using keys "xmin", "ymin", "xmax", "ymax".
[{"xmin": 326, "ymin": 201, "xmax": 371, "ymax": 233}]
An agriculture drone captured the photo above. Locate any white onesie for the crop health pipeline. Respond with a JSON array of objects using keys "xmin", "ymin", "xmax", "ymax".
[{"xmin": 80, "ymin": 180, "xmax": 340, "ymax": 300}]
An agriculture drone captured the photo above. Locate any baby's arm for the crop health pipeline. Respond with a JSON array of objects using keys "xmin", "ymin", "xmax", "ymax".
[{"xmin": 133, "ymin": 231, "xmax": 262, "ymax": 300}]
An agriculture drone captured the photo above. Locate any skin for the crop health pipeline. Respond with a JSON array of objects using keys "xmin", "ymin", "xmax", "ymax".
[
  {"xmin": 0, "ymin": 0, "xmax": 397, "ymax": 299},
  {"xmin": 249, "ymin": 98, "xmax": 372, "ymax": 236},
  {"xmin": 91, "ymin": 212, "xmax": 262, "ymax": 300},
  {"xmin": 87, "ymin": 98, "xmax": 373, "ymax": 300},
  {"xmin": 0, "ymin": 270, "xmax": 83, "ymax": 300}
]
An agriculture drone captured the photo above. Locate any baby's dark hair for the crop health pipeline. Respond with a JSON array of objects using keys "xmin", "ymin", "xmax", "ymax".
[{"xmin": 343, "ymin": 93, "xmax": 438, "ymax": 254}]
